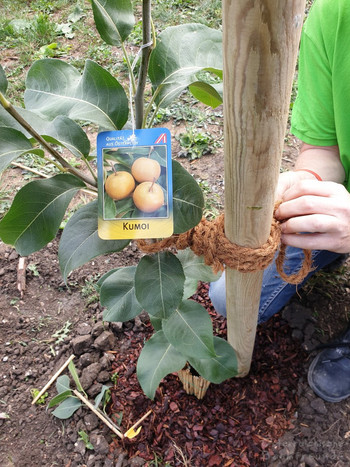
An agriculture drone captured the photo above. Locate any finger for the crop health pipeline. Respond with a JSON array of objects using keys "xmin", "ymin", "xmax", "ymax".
[
  {"xmin": 282, "ymin": 180, "xmax": 346, "ymax": 202},
  {"xmin": 280, "ymin": 214, "xmax": 339, "ymax": 235},
  {"xmin": 276, "ymin": 195, "xmax": 340, "ymax": 221},
  {"xmin": 281, "ymin": 232, "xmax": 339, "ymax": 252}
]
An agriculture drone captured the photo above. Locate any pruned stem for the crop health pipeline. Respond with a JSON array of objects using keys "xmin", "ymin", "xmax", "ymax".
[{"xmin": 134, "ymin": 0, "xmax": 153, "ymax": 129}]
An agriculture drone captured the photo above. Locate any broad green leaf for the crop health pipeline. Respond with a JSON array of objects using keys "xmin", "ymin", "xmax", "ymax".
[
  {"xmin": 163, "ymin": 299, "xmax": 216, "ymax": 359},
  {"xmin": 91, "ymin": 0, "xmax": 135, "ymax": 44},
  {"xmin": 0, "ymin": 127, "xmax": 34, "ymax": 173},
  {"xmin": 188, "ymin": 337, "xmax": 238, "ymax": 384},
  {"xmin": 0, "ymin": 174, "xmax": 85, "ymax": 256},
  {"xmin": 56, "ymin": 375, "xmax": 71, "ymax": 393},
  {"xmin": 172, "ymin": 160, "xmax": 204, "ymax": 234},
  {"xmin": 51, "ymin": 396, "xmax": 81, "ymax": 419},
  {"xmin": 176, "ymin": 249, "xmax": 221, "ymax": 298},
  {"xmin": 149, "ymin": 24, "xmax": 222, "ymax": 108},
  {"xmin": 48, "ymin": 390, "xmax": 72, "ymax": 409},
  {"xmin": 189, "ymin": 82, "xmax": 222, "ymax": 109},
  {"xmin": 58, "ymin": 201, "xmax": 129, "ymax": 282},
  {"xmin": 135, "ymin": 252, "xmax": 185, "ymax": 319},
  {"xmin": 24, "ymin": 59, "xmax": 128, "ymax": 130},
  {"xmin": 0, "ymin": 65, "xmax": 7, "ymax": 94},
  {"xmin": 100, "ymin": 266, "xmax": 143, "ymax": 322},
  {"xmin": 137, "ymin": 330, "xmax": 187, "ymax": 400}
]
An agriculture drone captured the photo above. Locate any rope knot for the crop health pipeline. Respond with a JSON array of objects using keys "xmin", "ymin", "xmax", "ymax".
[{"xmin": 137, "ymin": 211, "xmax": 312, "ymax": 285}]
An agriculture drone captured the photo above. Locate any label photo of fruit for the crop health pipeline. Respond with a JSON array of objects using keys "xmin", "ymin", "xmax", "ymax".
[{"xmin": 96, "ymin": 128, "xmax": 173, "ymax": 240}]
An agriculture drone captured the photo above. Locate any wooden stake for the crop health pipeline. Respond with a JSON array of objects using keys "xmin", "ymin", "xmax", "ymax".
[
  {"xmin": 73, "ymin": 390, "xmax": 124, "ymax": 439},
  {"xmin": 32, "ymin": 354, "xmax": 75, "ymax": 405},
  {"xmin": 223, "ymin": 0, "xmax": 305, "ymax": 375}
]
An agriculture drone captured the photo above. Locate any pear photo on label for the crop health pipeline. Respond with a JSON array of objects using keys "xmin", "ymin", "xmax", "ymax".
[
  {"xmin": 131, "ymin": 157, "xmax": 161, "ymax": 183},
  {"xmin": 133, "ymin": 181, "xmax": 164, "ymax": 213},
  {"xmin": 105, "ymin": 171, "xmax": 135, "ymax": 200}
]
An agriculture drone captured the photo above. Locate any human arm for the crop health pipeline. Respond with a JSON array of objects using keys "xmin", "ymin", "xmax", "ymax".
[{"xmin": 275, "ymin": 143, "xmax": 350, "ymax": 253}]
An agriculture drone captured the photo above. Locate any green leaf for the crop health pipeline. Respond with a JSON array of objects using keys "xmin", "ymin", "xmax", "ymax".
[
  {"xmin": 100, "ymin": 266, "xmax": 143, "ymax": 322},
  {"xmin": 56, "ymin": 375, "xmax": 71, "ymax": 393},
  {"xmin": 0, "ymin": 65, "xmax": 7, "ymax": 94},
  {"xmin": 163, "ymin": 299, "xmax": 216, "ymax": 360},
  {"xmin": 137, "ymin": 330, "xmax": 187, "ymax": 400},
  {"xmin": 91, "ymin": 0, "xmax": 135, "ymax": 45},
  {"xmin": 135, "ymin": 252, "xmax": 185, "ymax": 319},
  {"xmin": 172, "ymin": 160, "xmax": 204, "ymax": 234},
  {"xmin": 0, "ymin": 127, "xmax": 34, "ymax": 173},
  {"xmin": 51, "ymin": 396, "xmax": 81, "ymax": 419},
  {"xmin": 24, "ymin": 59, "xmax": 128, "ymax": 130},
  {"xmin": 188, "ymin": 337, "xmax": 238, "ymax": 384},
  {"xmin": 48, "ymin": 390, "xmax": 72, "ymax": 409},
  {"xmin": 0, "ymin": 108, "xmax": 90, "ymax": 159},
  {"xmin": 176, "ymin": 249, "xmax": 221, "ymax": 299},
  {"xmin": 58, "ymin": 201, "xmax": 129, "ymax": 282},
  {"xmin": 68, "ymin": 361, "xmax": 84, "ymax": 393},
  {"xmin": 189, "ymin": 81, "xmax": 222, "ymax": 109},
  {"xmin": 94, "ymin": 385, "xmax": 111, "ymax": 409},
  {"xmin": 149, "ymin": 315, "xmax": 162, "ymax": 332},
  {"xmin": 0, "ymin": 174, "xmax": 85, "ymax": 256},
  {"xmin": 149, "ymin": 24, "xmax": 222, "ymax": 108}
]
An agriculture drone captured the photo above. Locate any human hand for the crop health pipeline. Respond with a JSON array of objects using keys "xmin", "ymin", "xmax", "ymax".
[{"xmin": 275, "ymin": 179, "xmax": 350, "ymax": 253}]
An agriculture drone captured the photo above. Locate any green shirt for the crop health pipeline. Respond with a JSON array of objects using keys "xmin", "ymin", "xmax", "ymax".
[{"xmin": 291, "ymin": 0, "xmax": 350, "ymax": 190}]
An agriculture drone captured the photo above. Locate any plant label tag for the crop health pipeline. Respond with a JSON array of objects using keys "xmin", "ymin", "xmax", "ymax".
[{"xmin": 97, "ymin": 128, "xmax": 173, "ymax": 239}]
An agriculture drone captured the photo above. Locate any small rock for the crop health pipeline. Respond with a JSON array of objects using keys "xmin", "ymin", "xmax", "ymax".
[
  {"xmin": 79, "ymin": 352, "xmax": 100, "ymax": 368},
  {"xmin": 84, "ymin": 413, "xmax": 100, "ymax": 431},
  {"xmin": 71, "ymin": 335, "xmax": 93, "ymax": 355},
  {"xmin": 310, "ymin": 398, "xmax": 328, "ymax": 415},
  {"xmin": 92, "ymin": 322, "xmax": 107, "ymax": 337},
  {"xmin": 8, "ymin": 250, "xmax": 19, "ymax": 261},
  {"xmin": 103, "ymin": 459, "xmax": 114, "ymax": 467},
  {"xmin": 74, "ymin": 439, "xmax": 87, "ymax": 456},
  {"xmin": 93, "ymin": 331, "xmax": 117, "ymax": 351},
  {"xmin": 89, "ymin": 433, "xmax": 110, "ymax": 455},
  {"xmin": 76, "ymin": 323, "xmax": 92, "ymax": 336},
  {"xmin": 110, "ymin": 322, "xmax": 123, "ymax": 333},
  {"xmin": 100, "ymin": 353, "xmax": 115, "ymax": 370},
  {"xmin": 80, "ymin": 362, "xmax": 102, "ymax": 389},
  {"xmin": 87, "ymin": 382, "xmax": 103, "ymax": 398},
  {"xmin": 128, "ymin": 456, "xmax": 146, "ymax": 466},
  {"xmin": 97, "ymin": 370, "xmax": 111, "ymax": 383},
  {"xmin": 300, "ymin": 454, "xmax": 321, "ymax": 467}
]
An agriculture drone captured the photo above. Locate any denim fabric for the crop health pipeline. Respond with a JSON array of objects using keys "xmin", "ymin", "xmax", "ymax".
[{"xmin": 209, "ymin": 247, "xmax": 341, "ymax": 324}]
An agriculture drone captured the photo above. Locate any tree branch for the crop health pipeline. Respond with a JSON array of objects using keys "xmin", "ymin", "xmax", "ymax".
[
  {"xmin": 134, "ymin": 0, "xmax": 153, "ymax": 129},
  {"xmin": 0, "ymin": 92, "xmax": 97, "ymax": 188}
]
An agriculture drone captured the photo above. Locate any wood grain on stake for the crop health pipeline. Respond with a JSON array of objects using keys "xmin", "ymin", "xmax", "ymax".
[{"xmin": 223, "ymin": 0, "xmax": 306, "ymax": 375}]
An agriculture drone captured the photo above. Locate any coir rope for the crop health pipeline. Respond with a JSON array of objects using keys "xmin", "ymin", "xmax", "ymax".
[{"xmin": 137, "ymin": 212, "xmax": 313, "ymax": 285}]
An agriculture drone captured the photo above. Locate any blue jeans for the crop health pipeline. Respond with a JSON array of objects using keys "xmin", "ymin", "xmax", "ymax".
[{"xmin": 209, "ymin": 247, "xmax": 341, "ymax": 324}]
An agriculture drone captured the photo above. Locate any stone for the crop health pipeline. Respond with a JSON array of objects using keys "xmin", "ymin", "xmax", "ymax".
[
  {"xmin": 89, "ymin": 433, "xmax": 110, "ymax": 455},
  {"xmin": 84, "ymin": 413, "xmax": 100, "ymax": 431},
  {"xmin": 76, "ymin": 323, "xmax": 92, "ymax": 336},
  {"xmin": 93, "ymin": 331, "xmax": 117, "ymax": 351},
  {"xmin": 71, "ymin": 335, "xmax": 93, "ymax": 355},
  {"xmin": 128, "ymin": 456, "xmax": 146, "ymax": 466},
  {"xmin": 310, "ymin": 398, "xmax": 328, "ymax": 415},
  {"xmin": 80, "ymin": 362, "xmax": 102, "ymax": 389},
  {"xmin": 97, "ymin": 370, "xmax": 110, "ymax": 383},
  {"xmin": 91, "ymin": 322, "xmax": 107, "ymax": 337},
  {"xmin": 79, "ymin": 352, "xmax": 100, "ymax": 368}
]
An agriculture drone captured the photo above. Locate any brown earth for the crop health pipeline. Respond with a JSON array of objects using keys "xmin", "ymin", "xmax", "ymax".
[{"xmin": 1, "ymin": 124, "xmax": 350, "ymax": 466}]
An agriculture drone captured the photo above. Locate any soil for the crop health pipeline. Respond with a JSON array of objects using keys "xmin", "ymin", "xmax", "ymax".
[{"xmin": 1, "ymin": 121, "xmax": 350, "ymax": 467}]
